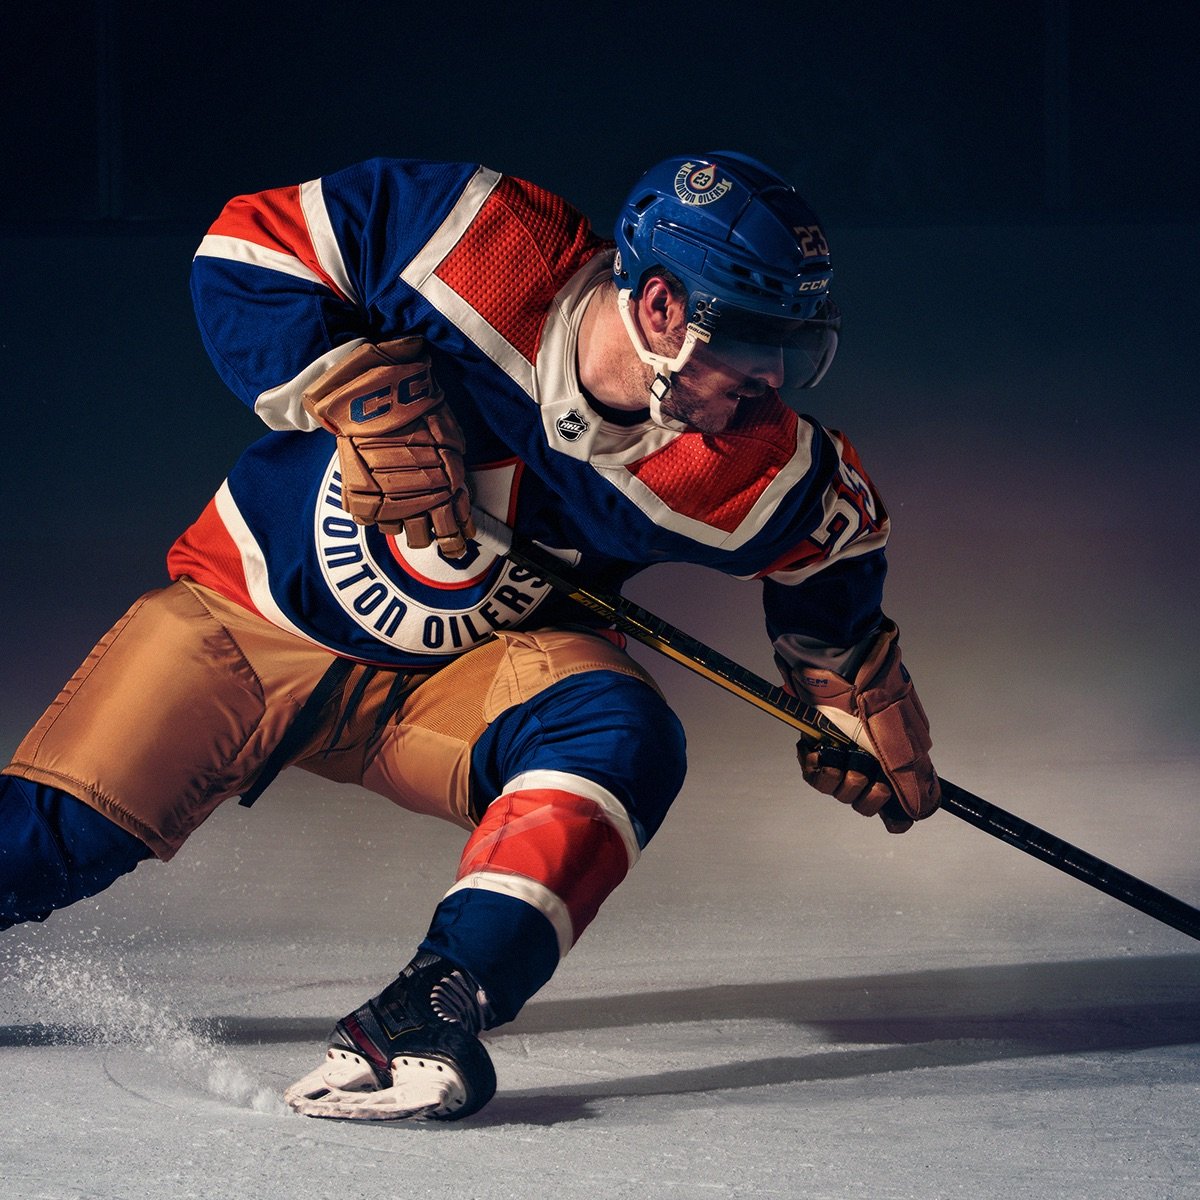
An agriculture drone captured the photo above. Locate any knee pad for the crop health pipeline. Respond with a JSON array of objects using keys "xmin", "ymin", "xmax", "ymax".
[
  {"xmin": 0, "ymin": 775, "xmax": 151, "ymax": 929},
  {"xmin": 471, "ymin": 669, "xmax": 687, "ymax": 846}
]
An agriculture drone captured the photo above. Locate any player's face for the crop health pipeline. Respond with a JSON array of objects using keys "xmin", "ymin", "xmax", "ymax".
[{"xmin": 659, "ymin": 340, "xmax": 785, "ymax": 434}]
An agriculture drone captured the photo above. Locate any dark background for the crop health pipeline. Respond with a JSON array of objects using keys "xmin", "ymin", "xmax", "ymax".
[
  {"xmin": 5, "ymin": 0, "xmax": 1197, "ymax": 228},
  {"xmin": 3, "ymin": 0, "xmax": 1198, "ymax": 776}
]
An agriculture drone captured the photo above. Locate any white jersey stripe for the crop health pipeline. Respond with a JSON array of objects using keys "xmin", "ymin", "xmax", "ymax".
[
  {"xmin": 500, "ymin": 769, "xmax": 641, "ymax": 865},
  {"xmin": 398, "ymin": 168, "xmax": 535, "ymax": 392},
  {"xmin": 299, "ymin": 179, "xmax": 361, "ymax": 307},
  {"xmin": 400, "ymin": 165, "xmax": 501, "ymax": 288},
  {"xmin": 416, "ymin": 272, "xmax": 535, "ymax": 394},
  {"xmin": 213, "ymin": 481, "xmax": 321, "ymax": 644},
  {"xmin": 443, "ymin": 870, "xmax": 575, "ymax": 958},
  {"xmin": 193, "ymin": 234, "xmax": 326, "ymax": 287},
  {"xmin": 251, "ymin": 338, "xmax": 367, "ymax": 431}
]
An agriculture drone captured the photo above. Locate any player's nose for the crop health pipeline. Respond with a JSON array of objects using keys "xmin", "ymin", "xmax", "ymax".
[{"xmin": 751, "ymin": 347, "xmax": 785, "ymax": 390}]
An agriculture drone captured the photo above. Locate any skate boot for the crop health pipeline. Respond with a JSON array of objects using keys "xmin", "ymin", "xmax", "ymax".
[{"xmin": 284, "ymin": 952, "xmax": 497, "ymax": 1121}]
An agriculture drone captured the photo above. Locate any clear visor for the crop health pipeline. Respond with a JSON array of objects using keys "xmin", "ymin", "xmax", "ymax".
[{"xmin": 695, "ymin": 298, "xmax": 841, "ymax": 393}]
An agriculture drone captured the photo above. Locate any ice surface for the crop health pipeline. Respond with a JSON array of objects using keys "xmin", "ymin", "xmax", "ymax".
[
  {"xmin": 3, "ymin": 495, "xmax": 1199, "ymax": 1200},
  {"xmin": 1, "ymin": 722, "xmax": 1197, "ymax": 1200}
]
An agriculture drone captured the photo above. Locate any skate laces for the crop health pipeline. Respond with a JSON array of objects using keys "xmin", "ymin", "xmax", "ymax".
[
  {"xmin": 407, "ymin": 952, "xmax": 493, "ymax": 1035},
  {"xmin": 328, "ymin": 954, "xmax": 496, "ymax": 1094},
  {"xmin": 429, "ymin": 970, "xmax": 484, "ymax": 1033}
]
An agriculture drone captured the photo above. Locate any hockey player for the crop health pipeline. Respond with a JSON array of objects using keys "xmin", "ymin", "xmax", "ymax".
[{"xmin": 0, "ymin": 152, "xmax": 940, "ymax": 1121}]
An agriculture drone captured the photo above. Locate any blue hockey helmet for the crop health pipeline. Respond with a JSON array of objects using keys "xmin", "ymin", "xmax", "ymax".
[{"xmin": 613, "ymin": 152, "xmax": 840, "ymax": 398}]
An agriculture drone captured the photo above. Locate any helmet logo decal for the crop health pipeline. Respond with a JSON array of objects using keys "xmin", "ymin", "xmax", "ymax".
[
  {"xmin": 556, "ymin": 409, "xmax": 590, "ymax": 442},
  {"xmin": 674, "ymin": 161, "xmax": 732, "ymax": 206}
]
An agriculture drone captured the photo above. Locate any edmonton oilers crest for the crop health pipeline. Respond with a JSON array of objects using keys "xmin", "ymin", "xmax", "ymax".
[
  {"xmin": 556, "ymin": 408, "xmax": 590, "ymax": 442},
  {"xmin": 313, "ymin": 455, "xmax": 551, "ymax": 655},
  {"xmin": 674, "ymin": 161, "xmax": 732, "ymax": 206}
]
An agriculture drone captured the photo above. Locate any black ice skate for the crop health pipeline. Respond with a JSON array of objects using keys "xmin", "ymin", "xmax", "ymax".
[{"xmin": 284, "ymin": 952, "xmax": 497, "ymax": 1121}]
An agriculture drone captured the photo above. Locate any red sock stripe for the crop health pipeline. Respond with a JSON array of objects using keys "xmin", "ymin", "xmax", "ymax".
[{"xmin": 458, "ymin": 789, "xmax": 631, "ymax": 940}]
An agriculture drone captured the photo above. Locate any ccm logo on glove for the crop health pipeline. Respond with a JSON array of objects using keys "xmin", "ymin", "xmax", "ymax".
[
  {"xmin": 303, "ymin": 337, "xmax": 476, "ymax": 559},
  {"xmin": 349, "ymin": 369, "xmax": 434, "ymax": 424}
]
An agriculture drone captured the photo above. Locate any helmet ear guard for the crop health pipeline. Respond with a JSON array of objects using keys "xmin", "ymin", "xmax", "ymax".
[{"xmin": 614, "ymin": 283, "xmax": 709, "ymax": 429}]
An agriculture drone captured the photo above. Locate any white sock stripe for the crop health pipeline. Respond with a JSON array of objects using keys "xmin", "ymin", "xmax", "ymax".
[
  {"xmin": 444, "ymin": 870, "xmax": 574, "ymax": 958},
  {"xmin": 499, "ymin": 770, "xmax": 641, "ymax": 867}
]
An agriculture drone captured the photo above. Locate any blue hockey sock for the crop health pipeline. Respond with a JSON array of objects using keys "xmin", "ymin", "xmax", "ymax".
[
  {"xmin": 0, "ymin": 775, "xmax": 151, "ymax": 929},
  {"xmin": 419, "ymin": 888, "xmax": 561, "ymax": 1027}
]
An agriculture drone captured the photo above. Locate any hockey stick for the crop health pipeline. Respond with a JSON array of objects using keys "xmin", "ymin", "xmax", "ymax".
[{"xmin": 472, "ymin": 507, "xmax": 1200, "ymax": 944}]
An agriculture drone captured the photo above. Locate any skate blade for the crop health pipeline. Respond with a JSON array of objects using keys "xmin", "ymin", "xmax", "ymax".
[{"xmin": 284, "ymin": 1047, "xmax": 463, "ymax": 1121}]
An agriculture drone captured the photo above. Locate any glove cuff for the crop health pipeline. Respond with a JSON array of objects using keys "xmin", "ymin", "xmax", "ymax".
[
  {"xmin": 786, "ymin": 665, "xmax": 855, "ymax": 712},
  {"xmin": 853, "ymin": 624, "xmax": 939, "ymax": 820}
]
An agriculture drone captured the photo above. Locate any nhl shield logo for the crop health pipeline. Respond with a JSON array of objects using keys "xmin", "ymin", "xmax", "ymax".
[
  {"xmin": 674, "ymin": 161, "xmax": 733, "ymax": 206},
  {"xmin": 556, "ymin": 409, "xmax": 590, "ymax": 442}
]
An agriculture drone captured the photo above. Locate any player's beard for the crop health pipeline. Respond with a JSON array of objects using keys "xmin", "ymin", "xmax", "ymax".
[
  {"xmin": 656, "ymin": 371, "xmax": 743, "ymax": 434},
  {"xmin": 642, "ymin": 327, "xmax": 742, "ymax": 435}
]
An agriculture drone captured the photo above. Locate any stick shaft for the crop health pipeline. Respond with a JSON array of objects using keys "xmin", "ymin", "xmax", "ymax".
[
  {"xmin": 473, "ymin": 509, "xmax": 1200, "ymax": 943},
  {"xmin": 473, "ymin": 510, "xmax": 847, "ymax": 739},
  {"xmin": 939, "ymin": 779, "xmax": 1200, "ymax": 941}
]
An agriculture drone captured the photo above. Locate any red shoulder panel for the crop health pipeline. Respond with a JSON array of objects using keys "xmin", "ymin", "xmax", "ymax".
[
  {"xmin": 206, "ymin": 185, "xmax": 348, "ymax": 300},
  {"xmin": 434, "ymin": 175, "xmax": 606, "ymax": 361}
]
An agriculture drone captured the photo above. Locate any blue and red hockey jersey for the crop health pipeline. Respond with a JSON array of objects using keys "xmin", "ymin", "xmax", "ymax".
[{"xmin": 170, "ymin": 158, "xmax": 890, "ymax": 670}]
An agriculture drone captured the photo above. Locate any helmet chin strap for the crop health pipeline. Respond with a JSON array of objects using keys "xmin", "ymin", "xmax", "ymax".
[{"xmin": 616, "ymin": 289, "xmax": 706, "ymax": 432}]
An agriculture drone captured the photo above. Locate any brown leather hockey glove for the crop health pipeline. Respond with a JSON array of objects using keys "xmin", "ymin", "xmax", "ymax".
[
  {"xmin": 302, "ymin": 337, "xmax": 475, "ymax": 558},
  {"xmin": 791, "ymin": 620, "xmax": 941, "ymax": 834}
]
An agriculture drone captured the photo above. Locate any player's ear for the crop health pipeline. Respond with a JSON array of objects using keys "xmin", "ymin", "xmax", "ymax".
[{"xmin": 638, "ymin": 275, "xmax": 684, "ymax": 335}]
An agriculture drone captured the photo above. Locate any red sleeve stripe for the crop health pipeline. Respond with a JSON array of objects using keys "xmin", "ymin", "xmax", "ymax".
[
  {"xmin": 195, "ymin": 180, "xmax": 355, "ymax": 303},
  {"xmin": 751, "ymin": 429, "xmax": 891, "ymax": 582},
  {"xmin": 753, "ymin": 518, "xmax": 889, "ymax": 583}
]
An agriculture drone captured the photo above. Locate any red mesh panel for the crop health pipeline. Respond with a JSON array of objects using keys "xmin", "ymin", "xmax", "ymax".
[
  {"xmin": 627, "ymin": 403, "xmax": 799, "ymax": 533},
  {"xmin": 435, "ymin": 176, "xmax": 605, "ymax": 361}
]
